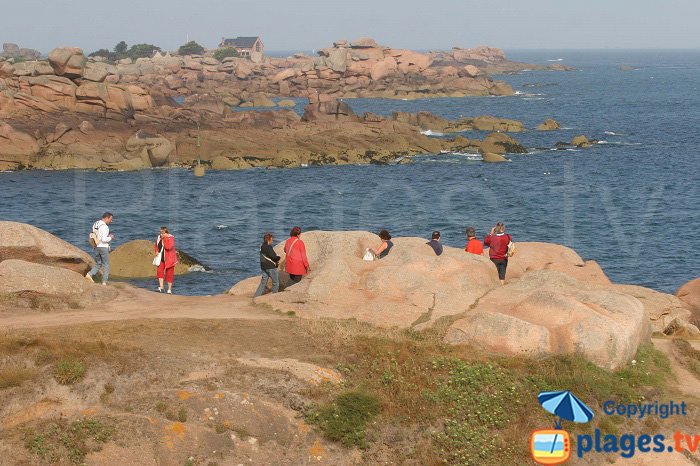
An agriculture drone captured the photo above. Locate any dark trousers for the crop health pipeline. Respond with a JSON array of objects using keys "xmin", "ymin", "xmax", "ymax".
[
  {"xmin": 491, "ymin": 258, "xmax": 508, "ymax": 280},
  {"xmin": 288, "ymin": 274, "xmax": 303, "ymax": 285}
]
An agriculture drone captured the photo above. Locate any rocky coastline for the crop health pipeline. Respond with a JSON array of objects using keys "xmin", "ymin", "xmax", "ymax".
[
  {"xmin": 1, "ymin": 221, "xmax": 698, "ymax": 369},
  {"xmin": 0, "ymin": 40, "xmax": 579, "ymax": 171}
]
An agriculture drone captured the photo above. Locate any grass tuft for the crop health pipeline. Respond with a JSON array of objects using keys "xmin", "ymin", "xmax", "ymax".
[
  {"xmin": 307, "ymin": 391, "xmax": 380, "ymax": 448},
  {"xmin": 0, "ymin": 365, "xmax": 36, "ymax": 389},
  {"xmin": 53, "ymin": 360, "xmax": 86, "ymax": 385},
  {"xmin": 24, "ymin": 417, "xmax": 113, "ymax": 464}
]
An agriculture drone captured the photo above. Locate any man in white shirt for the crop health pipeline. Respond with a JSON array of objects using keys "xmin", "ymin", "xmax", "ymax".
[{"xmin": 86, "ymin": 212, "xmax": 114, "ymax": 285}]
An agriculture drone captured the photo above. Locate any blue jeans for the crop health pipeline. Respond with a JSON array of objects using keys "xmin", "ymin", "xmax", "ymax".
[
  {"xmin": 255, "ymin": 268, "xmax": 279, "ymax": 296},
  {"xmin": 89, "ymin": 247, "xmax": 110, "ymax": 283}
]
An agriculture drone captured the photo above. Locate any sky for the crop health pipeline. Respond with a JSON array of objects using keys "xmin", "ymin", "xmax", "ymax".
[{"xmin": 2, "ymin": 0, "xmax": 700, "ymax": 54}]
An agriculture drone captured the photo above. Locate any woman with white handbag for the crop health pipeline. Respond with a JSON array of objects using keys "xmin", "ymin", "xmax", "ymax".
[{"xmin": 154, "ymin": 226, "xmax": 178, "ymax": 294}]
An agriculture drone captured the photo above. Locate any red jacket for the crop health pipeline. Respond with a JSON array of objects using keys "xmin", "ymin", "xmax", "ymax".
[
  {"xmin": 465, "ymin": 238, "xmax": 484, "ymax": 255},
  {"xmin": 484, "ymin": 233, "xmax": 511, "ymax": 260},
  {"xmin": 155, "ymin": 235, "xmax": 179, "ymax": 268},
  {"xmin": 284, "ymin": 236, "xmax": 309, "ymax": 275}
]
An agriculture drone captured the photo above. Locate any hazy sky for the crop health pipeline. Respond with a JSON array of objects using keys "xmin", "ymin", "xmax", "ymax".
[{"xmin": 3, "ymin": 0, "xmax": 699, "ymax": 54}]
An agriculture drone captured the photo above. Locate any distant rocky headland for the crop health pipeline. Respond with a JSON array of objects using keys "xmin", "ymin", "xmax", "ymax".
[{"xmin": 0, "ymin": 39, "xmax": 577, "ymax": 171}]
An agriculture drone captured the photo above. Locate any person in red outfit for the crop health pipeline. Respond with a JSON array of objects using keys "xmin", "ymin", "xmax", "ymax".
[
  {"xmin": 155, "ymin": 226, "xmax": 178, "ymax": 294},
  {"xmin": 465, "ymin": 227, "xmax": 484, "ymax": 255},
  {"xmin": 484, "ymin": 222, "xmax": 512, "ymax": 285},
  {"xmin": 284, "ymin": 226, "xmax": 309, "ymax": 285}
]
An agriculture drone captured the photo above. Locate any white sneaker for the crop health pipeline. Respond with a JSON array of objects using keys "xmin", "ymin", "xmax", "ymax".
[
  {"xmin": 85, "ymin": 273, "xmax": 94, "ymax": 282},
  {"xmin": 166, "ymin": 289, "xmax": 172, "ymax": 294},
  {"xmin": 102, "ymin": 282, "xmax": 107, "ymax": 286}
]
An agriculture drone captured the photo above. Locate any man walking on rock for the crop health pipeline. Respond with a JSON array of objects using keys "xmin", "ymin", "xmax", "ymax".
[{"xmin": 86, "ymin": 212, "xmax": 114, "ymax": 285}]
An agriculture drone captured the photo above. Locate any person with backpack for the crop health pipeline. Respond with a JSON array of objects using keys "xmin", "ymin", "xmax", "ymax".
[
  {"xmin": 255, "ymin": 232, "xmax": 281, "ymax": 296},
  {"xmin": 484, "ymin": 222, "xmax": 514, "ymax": 285},
  {"xmin": 85, "ymin": 212, "xmax": 114, "ymax": 285},
  {"xmin": 284, "ymin": 226, "xmax": 309, "ymax": 285},
  {"xmin": 154, "ymin": 226, "xmax": 178, "ymax": 294}
]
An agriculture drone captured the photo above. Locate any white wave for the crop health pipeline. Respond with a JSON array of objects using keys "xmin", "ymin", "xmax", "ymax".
[
  {"xmin": 547, "ymin": 58, "xmax": 564, "ymax": 62},
  {"xmin": 523, "ymin": 97, "xmax": 546, "ymax": 101},
  {"xmin": 604, "ymin": 131, "xmax": 619, "ymax": 136},
  {"xmin": 561, "ymin": 127, "xmax": 574, "ymax": 130},
  {"xmin": 215, "ymin": 224, "xmax": 228, "ymax": 230},
  {"xmin": 188, "ymin": 265, "xmax": 208, "ymax": 273},
  {"xmin": 421, "ymin": 129, "xmax": 445, "ymax": 136},
  {"xmin": 514, "ymin": 90, "xmax": 524, "ymax": 95},
  {"xmin": 597, "ymin": 140, "xmax": 609, "ymax": 144}
]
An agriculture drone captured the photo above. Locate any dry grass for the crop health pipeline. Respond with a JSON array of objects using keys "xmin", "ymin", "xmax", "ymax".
[
  {"xmin": 672, "ymin": 339, "xmax": 700, "ymax": 379},
  {"xmin": 0, "ymin": 364, "xmax": 36, "ymax": 389}
]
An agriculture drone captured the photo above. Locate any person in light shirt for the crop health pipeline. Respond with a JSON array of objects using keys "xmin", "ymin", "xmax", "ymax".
[{"xmin": 85, "ymin": 212, "xmax": 114, "ymax": 285}]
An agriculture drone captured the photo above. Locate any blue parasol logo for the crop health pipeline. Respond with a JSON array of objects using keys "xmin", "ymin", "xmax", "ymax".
[{"xmin": 538, "ymin": 390, "xmax": 594, "ymax": 429}]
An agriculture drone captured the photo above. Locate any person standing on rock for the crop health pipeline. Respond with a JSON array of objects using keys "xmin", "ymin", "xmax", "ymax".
[
  {"xmin": 465, "ymin": 227, "xmax": 484, "ymax": 255},
  {"xmin": 255, "ymin": 232, "xmax": 280, "ymax": 296},
  {"xmin": 284, "ymin": 226, "xmax": 309, "ymax": 285},
  {"xmin": 371, "ymin": 230, "xmax": 393, "ymax": 259},
  {"xmin": 484, "ymin": 223, "xmax": 512, "ymax": 285},
  {"xmin": 427, "ymin": 231, "xmax": 443, "ymax": 256},
  {"xmin": 155, "ymin": 226, "xmax": 178, "ymax": 294},
  {"xmin": 86, "ymin": 212, "xmax": 114, "ymax": 285}
]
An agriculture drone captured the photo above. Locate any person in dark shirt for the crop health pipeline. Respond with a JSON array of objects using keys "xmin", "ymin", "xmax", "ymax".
[
  {"xmin": 427, "ymin": 230, "xmax": 443, "ymax": 256},
  {"xmin": 484, "ymin": 223, "xmax": 513, "ymax": 285},
  {"xmin": 371, "ymin": 230, "xmax": 393, "ymax": 259},
  {"xmin": 255, "ymin": 232, "xmax": 281, "ymax": 296}
]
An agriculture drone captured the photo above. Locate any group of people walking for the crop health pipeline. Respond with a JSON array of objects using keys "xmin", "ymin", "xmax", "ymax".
[{"xmin": 85, "ymin": 212, "xmax": 514, "ymax": 296}]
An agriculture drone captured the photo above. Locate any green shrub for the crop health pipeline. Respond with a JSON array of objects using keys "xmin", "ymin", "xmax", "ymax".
[
  {"xmin": 307, "ymin": 391, "xmax": 380, "ymax": 448},
  {"xmin": 127, "ymin": 43, "xmax": 161, "ymax": 59},
  {"xmin": 178, "ymin": 41, "xmax": 205, "ymax": 56},
  {"xmin": 25, "ymin": 418, "xmax": 113, "ymax": 464},
  {"xmin": 213, "ymin": 47, "xmax": 239, "ymax": 62},
  {"xmin": 54, "ymin": 360, "xmax": 86, "ymax": 385}
]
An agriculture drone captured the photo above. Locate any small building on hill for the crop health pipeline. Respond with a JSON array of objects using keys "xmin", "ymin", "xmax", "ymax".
[{"xmin": 218, "ymin": 36, "xmax": 264, "ymax": 57}]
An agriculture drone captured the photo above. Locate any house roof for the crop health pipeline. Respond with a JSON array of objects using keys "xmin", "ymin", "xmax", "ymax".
[{"xmin": 222, "ymin": 37, "xmax": 260, "ymax": 48}]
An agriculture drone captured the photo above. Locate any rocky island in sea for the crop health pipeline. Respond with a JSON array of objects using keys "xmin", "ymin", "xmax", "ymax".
[{"xmin": 0, "ymin": 39, "xmax": 583, "ymax": 171}]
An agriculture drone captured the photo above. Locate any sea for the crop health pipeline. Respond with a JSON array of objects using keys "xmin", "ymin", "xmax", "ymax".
[{"xmin": 1, "ymin": 50, "xmax": 698, "ymax": 296}]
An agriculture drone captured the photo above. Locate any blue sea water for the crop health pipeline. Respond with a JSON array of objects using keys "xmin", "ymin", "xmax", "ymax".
[{"xmin": 1, "ymin": 50, "xmax": 698, "ymax": 296}]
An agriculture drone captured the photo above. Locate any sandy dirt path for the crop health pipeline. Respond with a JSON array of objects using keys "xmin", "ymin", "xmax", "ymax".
[{"xmin": 0, "ymin": 285, "xmax": 278, "ymax": 330}]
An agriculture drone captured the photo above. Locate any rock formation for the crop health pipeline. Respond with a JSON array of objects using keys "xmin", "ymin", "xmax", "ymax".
[
  {"xmin": 444, "ymin": 270, "xmax": 649, "ymax": 370},
  {"xmin": 229, "ymin": 231, "xmax": 500, "ymax": 329},
  {"xmin": 0, "ymin": 259, "xmax": 116, "ymax": 310},
  {"xmin": 677, "ymin": 277, "xmax": 700, "ymax": 327},
  {"xmin": 229, "ymin": 230, "xmax": 697, "ymax": 369},
  {"xmin": 109, "ymin": 240, "xmax": 205, "ymax": 278},
  {"xmin": 0, "ymin": 221, "xmax": 94, "ymax": 274}
]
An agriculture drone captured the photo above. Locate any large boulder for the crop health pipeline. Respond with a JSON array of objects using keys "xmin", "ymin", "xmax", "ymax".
[
  {"xmin": 480, "ymin": 133, "xmax": 527, "ymax": 154},
  {"xmin": 677, "ymin": 278, "xmax": 700, "ymax": 327},
  {"xmin": 229, "ymin": 231, "xmax": 500, "ymax": 329},
  {"xmin": 109, "ymin": 240, "xmax": 205, "ymax": 278},
  {"xmin": 506, "ymin": 242, "xmax": 610, "ymax": 285},
  {"xmin": 536, "ymin": 118, "xmax": 561, "ymax": 131},
  {"xmin": 0, "ymin": 221, "xmax": 94, "ymax": 274},
  {"xmin": 125, "ymin": 130, "xmax": 173, "ymax": 166},
  {"xmin": 48, "ymin": 47, "xmax": 86, "ymax": 78},
  {"xmin": 445, "ymin": 270, "xmax": 650, "ymax": 370},
  {"xmin": 302, "ymin": 98, "xmax": 359, "ymax": 123},
  {"xmin": 0, "ymin": 122, "xmax": 40, "ymax": 159},
  {"xmin": 612, "ymin": 284, "xmax": 698, "ymax": 336},
  {"xmin": 0, "ymin": 259, "xmax": 115, "ymax": 310}
]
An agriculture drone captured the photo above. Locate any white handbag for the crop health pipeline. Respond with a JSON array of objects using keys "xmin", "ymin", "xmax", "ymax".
[
  {"xmin": 153, "ymin": 238, "xmax": 163, "ymax": 266},
  {"xmin": 363, "ymin": 248, "xmax": 376, "ymax": 261}
]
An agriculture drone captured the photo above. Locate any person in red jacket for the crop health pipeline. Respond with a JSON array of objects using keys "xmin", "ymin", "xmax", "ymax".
[
  {"xmin": 284, "ymin": 226, "xmax": 309, "ymax": 285},
  {"xmin": 155, "ymin": 226, "xmax": 178, "ymax": 294},
  {"xmin": 465, "ymin": 226, "xmax": 484, "ymax": 255},
  {"xmin": 484, "ymin": 222, "xmax": 512, "ymax": 285}
]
